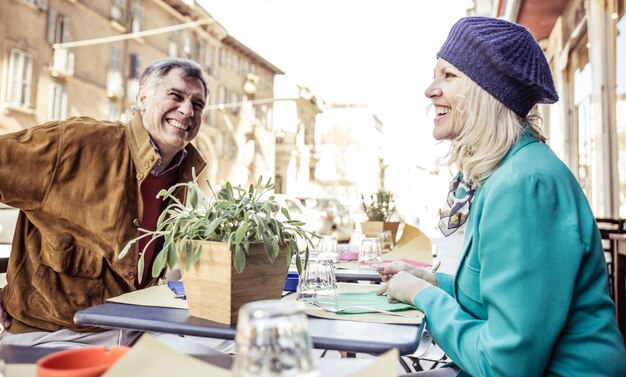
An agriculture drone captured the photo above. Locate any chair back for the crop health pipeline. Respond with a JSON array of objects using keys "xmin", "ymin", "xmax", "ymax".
[
  {"xmin": 0, "ymin": 206, "xmax": 18, "ymax": 244},
  {"xmin": 0, "ymin": 205, "xmax": 18, "ymax": 274},
  {"xmin": 596, "ymin": 218, "xmax": 625, "ymax": 300},
  {"xmin": 596, "ymin": 218, "xmax": 626, "ymax": 238}
]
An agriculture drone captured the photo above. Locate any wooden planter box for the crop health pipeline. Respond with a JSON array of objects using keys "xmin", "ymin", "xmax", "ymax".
[
  {"xmin": 360, "ymin": 221, "xmax": 400, "ymax": 243},
  {"xmin": 179, "ymin": 240, "xmax": 289, "ymax": 325}
]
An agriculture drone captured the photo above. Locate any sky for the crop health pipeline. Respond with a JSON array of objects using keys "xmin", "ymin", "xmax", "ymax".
[{"xmin": 198, "ymin": 0, "xmax": 471, "ymax": 165}]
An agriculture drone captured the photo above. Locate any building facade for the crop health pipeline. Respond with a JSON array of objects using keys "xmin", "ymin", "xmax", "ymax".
[
  {"xmin": 0, "ymin": 0, "xmax": 284, "ymax": 186},
  {"xmin": 313, "ymin": 103, "xmax": 384, "ymax": 207},
  {"xmin": 272, "ymin": 76, "xmax": 323, "ymax": 195},
  {"xmin": 474, "ymin": 0, "xmax": 626, "ymax": 218}
]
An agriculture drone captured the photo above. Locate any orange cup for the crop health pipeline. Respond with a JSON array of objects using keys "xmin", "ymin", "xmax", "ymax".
[{"xmin": 36, "ymin": 346, "xmax": 129, "ymax": 377}]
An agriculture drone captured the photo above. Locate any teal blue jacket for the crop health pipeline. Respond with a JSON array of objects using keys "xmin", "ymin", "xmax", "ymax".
[{"xmin": 414, "ymin": 135, "xmax": 626, "ymax": 376}]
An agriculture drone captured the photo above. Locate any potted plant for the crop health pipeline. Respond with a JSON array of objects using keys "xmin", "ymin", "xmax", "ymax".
[
  {"xmin": 360, "ymin": 190, "xmax": 400, "ymax": 244},
  {"xmin": 119, "ymin": 171, "xmax": 316, "ymax": 324}
]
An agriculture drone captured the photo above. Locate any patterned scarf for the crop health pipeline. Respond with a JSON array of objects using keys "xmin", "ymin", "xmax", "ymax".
[{"xmin": 439, "ymin": 172, "xmax": 476, "ymax": 237}]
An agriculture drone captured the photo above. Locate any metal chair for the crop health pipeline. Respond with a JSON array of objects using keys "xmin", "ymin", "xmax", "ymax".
[
  {"xmin": 399, "ymin": 328, "xmax": 449, "ymax": 372},
  {"xmin": 595, "ymin": 218, "xmax": 625, "ymax": 300}
]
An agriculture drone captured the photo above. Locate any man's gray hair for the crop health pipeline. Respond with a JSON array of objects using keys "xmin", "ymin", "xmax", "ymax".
[{"xmin": 140, "ymin": 57, "xmax": 208, "ymax": 99}]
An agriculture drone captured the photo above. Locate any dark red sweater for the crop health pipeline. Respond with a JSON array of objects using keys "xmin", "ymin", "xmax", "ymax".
[{"xmin": 137, "ymin": 168, "xmax": 178, "ymax": 287}]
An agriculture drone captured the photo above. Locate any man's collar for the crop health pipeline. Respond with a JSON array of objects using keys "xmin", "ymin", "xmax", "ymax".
[
  {"xmin": 126, "ymin": 111, "xmax": 207, "ymax": 180},
  {"xmin": 149, "ymin": 138, "xmax": 188, "ymax": 177}
]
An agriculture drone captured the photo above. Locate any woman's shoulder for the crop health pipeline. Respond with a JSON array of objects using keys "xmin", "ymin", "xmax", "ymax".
[{"xmin": 488, "ymin": 140, "xmax": 575, "ymax": 188}]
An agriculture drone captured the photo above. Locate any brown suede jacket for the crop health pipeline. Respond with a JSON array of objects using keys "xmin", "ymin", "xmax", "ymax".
[{"xmin": 0, "ymin": 113, "xmax": 206, "ymax": 333}]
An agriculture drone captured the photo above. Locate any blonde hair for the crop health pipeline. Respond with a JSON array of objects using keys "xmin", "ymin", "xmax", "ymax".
[{"xmin": 444, "ymin": 78, "xmax": 545, "ymax": 186}]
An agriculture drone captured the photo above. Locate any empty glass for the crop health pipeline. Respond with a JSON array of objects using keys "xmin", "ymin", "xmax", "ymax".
[
  {"xmin": 378, "ymin": 230, "xmax": 394, "ymax": 251},
  {"xmin": 232, "ymin": 300, "xmax": 319, "ymax": 377},
  {"xmin": 295, "ymin": 258, "xmax": 338, "ymax": 310},
  {"xmin": 317, "ymin": 235, "xmax": 338, "ymax": 261},
  {"xmin": 359, "ymin": 237, "xmax": 382, "ymax": 265},
  {"xmin": 349, "ymin": 230, "xmax": 363, "ymax": 252}
]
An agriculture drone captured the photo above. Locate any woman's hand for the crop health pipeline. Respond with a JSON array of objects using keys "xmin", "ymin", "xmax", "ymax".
[
  {"xmin": 376, "ymin": 261, "xmax": 438, "ymax": 286},
  {"xmin": 376, "ymin": 271, "xmax": 433, "ymax": 305}
]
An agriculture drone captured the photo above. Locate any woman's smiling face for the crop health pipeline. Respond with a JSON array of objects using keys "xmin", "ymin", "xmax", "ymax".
[{"xmin": 424, "ymin": 58, "xmax": 467, "ymax": 140}]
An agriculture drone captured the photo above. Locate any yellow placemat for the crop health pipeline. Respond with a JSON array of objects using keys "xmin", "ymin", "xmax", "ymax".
[
  {"xmin": 103, "ymin": 334, "xmax": 230, "ymax": 377},
  {"xmin": 5, "ymin": 364, "xmax": 35, "ymax": 377},
  {"xmin": 107, "ymin": 285, "xmax": 188, "ymax": 309},
  {"xmin": 386, "ymin": 224, "xmax": 432, "ymax": 264},
  {"xmin": 285, "ymin": 283, "xmax": 423, "ymax": 325}
]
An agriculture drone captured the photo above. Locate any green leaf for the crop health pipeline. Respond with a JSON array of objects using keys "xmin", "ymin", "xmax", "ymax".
[
  {"xmin": 286, "ymin": 220, "xmax": 305, "ymax": 226},
  {"xmin": 204, "ymin": 217, "xmax": 223, "ymax": 238},
  {"xmin": 234, "ymin": 243, "xmax": 246, "ymax": 273},
  {"xmin": 271, "ymin": 237, "xmax": 280, "ymax": 262},
  {"xmin": 294, "ymin": 254, "xmax": 302, "ymax": 274},
  {"xmin": 234, "ymin": 222, "xmax": 247, "ymax": 243},
  {"xmin": 191, "ymin": 243, "xmax": 202, "ymax": 265},
  {"xmin": 280, "ymin": 206, "xmax": 291, "ymax": 221},
  {"xmin": 118, "ymin": 239, "xmax": 135, "ymax": 260},
  {"xmin": 137, "ymin": 253, "xmax": 145, "ymax": 284},
  {"xmin": 166, "ymin": 241, "xmax": 177, "ymax": 270},
  {"xmin": 189, "ymin": 186, "xmax": 198, "ymax": 209},
  {"xmin": 263, "ymin": 236, "xmax": 275, "ymax": 263},
  {"xmin": 151, "ymin": 246, "xmax": 168, "ymax": 278},
  {"xmin": 184, "ymin": 241, "xmax": 192, "ymax": 271}
]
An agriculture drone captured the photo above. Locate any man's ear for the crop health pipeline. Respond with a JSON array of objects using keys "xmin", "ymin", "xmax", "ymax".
[{"xmin": 137, "ymin": 86, "xmax": 147, "ymax": 111}]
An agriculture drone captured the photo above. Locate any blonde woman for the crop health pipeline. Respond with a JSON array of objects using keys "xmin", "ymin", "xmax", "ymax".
[{"xmin": 377, "ymin": 17, "xmax": 626, "ymax": 377}]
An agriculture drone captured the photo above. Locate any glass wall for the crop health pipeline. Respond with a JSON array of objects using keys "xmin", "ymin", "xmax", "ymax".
[
  {"xmin": 570, "ymin": 35, "xmax": 595, "ymax": 202},
  {"xmin": 616, "ymin": 6, "xmax": 626, "ymax": 216}
]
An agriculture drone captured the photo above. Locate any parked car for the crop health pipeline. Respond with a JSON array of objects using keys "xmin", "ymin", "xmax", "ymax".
[{"xmin": 296, "ymin": 197, "xmax": 354, "ymax": 242}]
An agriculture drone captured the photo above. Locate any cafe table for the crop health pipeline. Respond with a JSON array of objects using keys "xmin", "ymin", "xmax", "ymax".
[
  {"xmin": 0, "ymin": 343, "xmax": 384, "ymax": 377},
  {"xmin": 74, "ymin": 284, "xmax": 424, "ymax": 356}
]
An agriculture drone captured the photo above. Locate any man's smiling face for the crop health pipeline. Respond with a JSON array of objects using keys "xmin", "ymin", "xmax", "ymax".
[{"xmin": 138, "ymin": 67, "xmax": 206, "ymax": 158}]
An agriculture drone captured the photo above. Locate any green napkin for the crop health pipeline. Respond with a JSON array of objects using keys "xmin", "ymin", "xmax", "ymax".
[{"xmin": 336, "ymin": 290, "xmax": 414, "ymax": 314}]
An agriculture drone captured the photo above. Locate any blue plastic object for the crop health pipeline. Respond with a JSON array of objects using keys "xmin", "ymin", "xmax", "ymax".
[
  {"xmin": 167, "ymin": 280, "xmax": 186, "ymax": 299},
  {"xmin": 283, "ymin": 272, "xmax": 299, "ymax": 291}
]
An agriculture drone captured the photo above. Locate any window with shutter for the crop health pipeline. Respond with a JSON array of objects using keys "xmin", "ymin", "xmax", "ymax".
[
  {"xmin": 6, "ymin": 49, "xmax": 33, "ymax": 108},
  {"xmin": 48, "ymin": 83, "xmax": 67, "ymax": 120}
]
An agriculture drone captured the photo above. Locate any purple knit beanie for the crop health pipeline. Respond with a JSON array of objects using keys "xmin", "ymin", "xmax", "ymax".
[{"xmin": 437, "ymin": 16, "xmax": 558, "ymax": 118}]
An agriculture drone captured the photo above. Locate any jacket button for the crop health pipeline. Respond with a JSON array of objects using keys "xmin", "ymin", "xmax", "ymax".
[
  {"xmin": 137, "ymin": 172, "xmax": 144, "ymax": 180},
  {"xmin": 143, "ymin": 162, "xmax": 150, "ymax": 169},
  {"xmin": 125, "ymin": 271, "xmax": 135, "ymax": 280},
  {"xmin": 132, "ymin": 219, "xmax": 140, "ymax": 228}
]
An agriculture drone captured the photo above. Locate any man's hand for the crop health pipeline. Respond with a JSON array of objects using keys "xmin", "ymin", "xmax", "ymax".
[
  {"xmin": 376, "ymin": 271, "xmax": 433, "ymax": 305},
  {"xmin": 0, "ymin": 290, "xmax": 12, "ymax": 329}
]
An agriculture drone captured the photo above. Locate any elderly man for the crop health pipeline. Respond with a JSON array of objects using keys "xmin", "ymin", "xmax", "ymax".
[{"xmin": 0, "ymin": 58, "xmax": 208, "ymax": 347}]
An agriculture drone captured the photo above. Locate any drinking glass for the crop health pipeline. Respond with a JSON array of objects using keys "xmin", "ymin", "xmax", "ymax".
[
  {"xmin": 232, "ymin": 300, "xmax": 319, "ymax": 377},
  {"xmin": 295, "ymin": 257, "xmax": 338, "ymax": 310},
  {"xmin": 358, "ymin": 237, "xmax": 382, "ymax": 265},
  {"xmin": 349, "ymin": 230, "xmax": 363, "ymax": 252},
  {"xmin": 378, "ymin": 230, "xmax": 393, "ymax": 251},
  {"xmin": 317, "ymin": 235, "xmax": 338, "ymax": 262}
]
